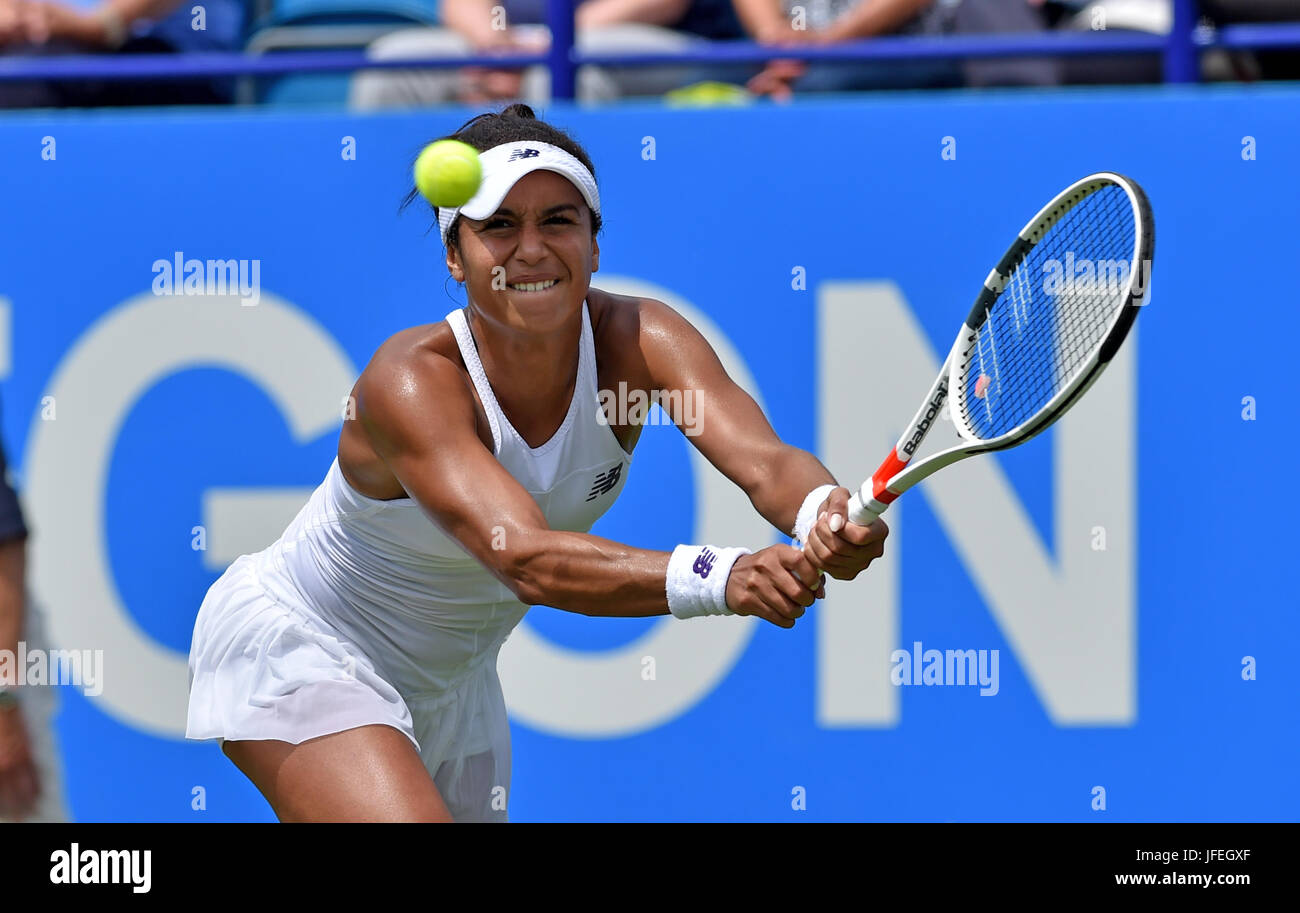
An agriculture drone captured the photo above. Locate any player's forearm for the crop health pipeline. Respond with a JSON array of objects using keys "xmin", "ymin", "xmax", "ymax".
[
  {"xmin": 823, "ymin": 0, "xmax": 933, "ymax": 41},
  {"xmin": 0, "ymin": 538, "xmax": 26, "ymax": 675},
  {"xmin": 746, "ymin": 447, "xmax": 838, "ymax": 537},
  {"xmin": 502, "ymin": 529, "xmax": 673, "ymax": 617}
]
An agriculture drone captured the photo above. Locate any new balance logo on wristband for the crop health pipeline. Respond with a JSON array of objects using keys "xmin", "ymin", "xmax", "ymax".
[
  {"xmin": 508, "ymin": 148, "xmax": 541, "ymax": 162},
  {"xmin": 692, "ymin": 548, "xmax": 717, "ymax": 578}
]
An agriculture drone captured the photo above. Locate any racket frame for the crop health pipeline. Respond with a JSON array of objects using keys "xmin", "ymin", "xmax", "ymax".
[{"xmin": 846, "ymin": 171, "xmax": 1154, "ymax": 526}]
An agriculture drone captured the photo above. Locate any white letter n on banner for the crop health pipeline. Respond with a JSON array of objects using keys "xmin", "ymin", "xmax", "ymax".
[{"xmin": 815, "ymin": 282, "xmax": 1136, "ymax": 726}]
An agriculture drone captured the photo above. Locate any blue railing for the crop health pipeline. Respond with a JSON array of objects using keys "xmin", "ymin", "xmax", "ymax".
[{"xmin": 0, "ymin": 0, "xmax": 1297, "ymax": 92}]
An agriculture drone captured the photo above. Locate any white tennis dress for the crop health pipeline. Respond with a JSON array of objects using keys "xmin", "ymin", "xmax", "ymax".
[{"xmin": 186, "ymin": 299, "xmax": 632, "ymax": 821}]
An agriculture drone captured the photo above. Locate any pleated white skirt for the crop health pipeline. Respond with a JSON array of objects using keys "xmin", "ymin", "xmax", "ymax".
[{"xmin": 185, "ymin": 552, "xmax": 512, "ymax": 822}]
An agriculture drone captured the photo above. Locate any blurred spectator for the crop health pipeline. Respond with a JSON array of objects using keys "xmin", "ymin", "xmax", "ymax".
[
  {"xmin": 350, "ymin": 0, "xmax": 741, "ymax": 108},
  {"xmin": 1039, "ymin": 0, "xmax": 1165, "ymax": 84},
  {"xmin": 737, "ymin": 0, "xmax": 1062, "ymax": 99},
  {"xmin": 1201, "ymin": 0, "xmax": 1300, "ymax": 80},
  {"xmin": 0, "ymin": 408, "xmax": 68, "ymax": 823},
  {"xmin": 1046, "ymin": 0, "xmax": 1300, "ymax": 84},
  {"xmin": 0, "ymin": 0, "xmax": 245, "ymax": 107},
  {"xmin": 734, "ymin": 0, "xmax": 963, "ymax": 99},
  {"xmin": 952, "ymin": 0, "xmax": 1060, "ymax": 87}
]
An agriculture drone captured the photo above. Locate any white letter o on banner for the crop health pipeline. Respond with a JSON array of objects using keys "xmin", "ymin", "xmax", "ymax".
[{"xmin": 25, "ymin": 293, "xmax": 356, "ymax": 736}]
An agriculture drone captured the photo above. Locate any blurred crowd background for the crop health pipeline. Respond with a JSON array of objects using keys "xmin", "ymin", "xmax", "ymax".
[{"xmin": 0, "ymin": 0, "xmax": 1297, "ymax": 109}]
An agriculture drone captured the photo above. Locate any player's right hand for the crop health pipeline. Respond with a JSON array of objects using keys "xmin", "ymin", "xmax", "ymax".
[
  {"xmin": 724, "ymin": 545, "xmax": 825, "ymax": 629},
  {"xmin": 802, "ymin": 486, "xmax": 890, "ymax": 581}
]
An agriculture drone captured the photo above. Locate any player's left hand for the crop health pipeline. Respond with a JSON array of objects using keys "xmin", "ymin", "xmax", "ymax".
[{"xmin": 801, "ymin": 486, "xmax": 888, "ymax": 581}]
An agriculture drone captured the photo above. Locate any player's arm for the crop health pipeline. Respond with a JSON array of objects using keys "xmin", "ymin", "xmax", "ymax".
[
  {"xmin": 637, "ymin": 297, "xmax": 833, "ymax": 536},
  {"xmin": 354, "ymin": 340, "xmax": 815, "ymax": 627},
  {"xmin": 636, "ymin": 297, "xmax": 888, "ymax": 579}
]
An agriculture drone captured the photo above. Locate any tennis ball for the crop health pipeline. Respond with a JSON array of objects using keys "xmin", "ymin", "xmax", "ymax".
[{"xmin": 414, "ymin": 140, "xmax": 482, "ymax": 208}]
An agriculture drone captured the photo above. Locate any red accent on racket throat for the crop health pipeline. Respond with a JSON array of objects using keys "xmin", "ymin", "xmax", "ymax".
[{"xmin": 871, "ymin": 450, "xmax": 908, "ymax": 503}]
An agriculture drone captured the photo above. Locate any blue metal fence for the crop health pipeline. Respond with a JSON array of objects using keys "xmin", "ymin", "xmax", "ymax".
[{"xmin": 0, "ymin": 1, "xmax": 1297, "ymax": 94}]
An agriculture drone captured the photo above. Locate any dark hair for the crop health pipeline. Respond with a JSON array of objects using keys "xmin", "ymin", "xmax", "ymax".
[{"xmin": 402, "ymin": 103, "xmax": 603, "ymax": 254}]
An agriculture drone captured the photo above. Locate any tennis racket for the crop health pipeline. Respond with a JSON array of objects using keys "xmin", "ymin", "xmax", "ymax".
[{"xmin": 844, "ymin": 171, "xmax": 1155, "ymax": 527}]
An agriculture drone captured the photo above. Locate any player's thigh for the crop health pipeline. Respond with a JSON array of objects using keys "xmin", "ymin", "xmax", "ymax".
[{"xmin": 222, "ymin": 724, "xmax": 452, "ymax": 822}]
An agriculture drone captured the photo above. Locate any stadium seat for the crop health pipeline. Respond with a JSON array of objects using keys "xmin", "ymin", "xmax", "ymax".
[
  {"xmin": 242, "ymin": 0, "xmax": 441, "ymax": 106},
  {"xmin": 255, "ymin": 0, "xmax": 440, "ymax": 29}
]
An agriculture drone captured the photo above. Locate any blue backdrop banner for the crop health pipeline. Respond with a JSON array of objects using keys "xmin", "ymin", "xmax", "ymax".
[{"xmin": 0, "ymin": 85, "xmax": 1294, "ymax": 821}]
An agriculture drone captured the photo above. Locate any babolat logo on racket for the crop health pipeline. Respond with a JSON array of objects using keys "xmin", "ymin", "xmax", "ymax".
[
  {"xmin": 693, "ymin": 548, "xmax": 717, "ymax": 578},
  {"xmin": 902, "ymin": 381, "xmax": 948, "ymax": 456},
  {"xmin": 508, "ymin": 148, "xmax": 541, "ymax": 162}
]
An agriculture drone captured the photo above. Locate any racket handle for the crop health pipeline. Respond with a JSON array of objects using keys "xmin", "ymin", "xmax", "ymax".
[{"xmin": 847, "ymin": 491, "xmax": 883, "ymax": 527}]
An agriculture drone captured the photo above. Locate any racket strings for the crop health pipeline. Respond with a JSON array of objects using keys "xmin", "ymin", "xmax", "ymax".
[{"xmin": 957, "ymin": 184, "xmax": 1136, "ymax": 440}]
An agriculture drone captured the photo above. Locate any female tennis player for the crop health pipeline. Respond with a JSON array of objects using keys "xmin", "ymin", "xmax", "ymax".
[{"xmin": 185, "ymin": 103, "xmax": 888, "ymax": 823}]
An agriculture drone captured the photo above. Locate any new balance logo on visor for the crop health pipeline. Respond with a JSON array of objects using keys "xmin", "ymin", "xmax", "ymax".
[
  {"xmin": 692, "ymin": 548, "xmax": 717, "ymax": 579},
  {"xmin": 585, "ymin": 464, "xmax": 622, "ymax": 501},
  {"xmin": 508, "ymin": 148, "xmax": 541, "ymax": 162}
]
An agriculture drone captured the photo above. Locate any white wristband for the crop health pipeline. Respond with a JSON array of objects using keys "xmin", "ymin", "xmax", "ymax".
[
  {"xmin": 792, "ymin": 484, "xmax": 836, "ymax": 547},
  {"xmin": 665, "ymin": 545, "xmax": 751, "ymax": 619}
]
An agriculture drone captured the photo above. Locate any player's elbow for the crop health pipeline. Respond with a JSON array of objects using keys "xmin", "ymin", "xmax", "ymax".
[{"xmin": 500, "ymin": 541, "xmax": 551, "ymax": 607}]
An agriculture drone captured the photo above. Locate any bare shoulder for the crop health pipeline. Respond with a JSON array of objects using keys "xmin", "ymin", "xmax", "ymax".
[
  {"xmin": 587, "ymin": 287, "xmax": 695, "ymax": 366},
  {"xmin": 587, "ymin": 287, "xmax": 715, "ymax": 389},
  {"xmin": 357, "ymin": 322, "xmax": 474, "ymax": 421},
  {"xmin": 340, "ymin": 322, "xmax": 485, "ymax": 498}
]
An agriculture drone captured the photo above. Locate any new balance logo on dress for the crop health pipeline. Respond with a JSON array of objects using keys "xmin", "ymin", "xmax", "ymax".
[
  {"xmin": 585, "ymin": 464, "xmax": 622, "ymax": 501},
  {"xmin": 693, "ymin": 548, "xmax": 717, "ymax": 579},
  {"xmin": 508, "ymin": 148, "xmax": 541, "ymax": 162}
]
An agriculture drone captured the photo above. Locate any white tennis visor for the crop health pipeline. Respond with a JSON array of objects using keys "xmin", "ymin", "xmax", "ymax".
[{"xmin": 438, "ymin": 140, "xmax": 601, "ymax": 245}]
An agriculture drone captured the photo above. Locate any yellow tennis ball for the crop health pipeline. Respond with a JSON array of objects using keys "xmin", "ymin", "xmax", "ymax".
[{"xmin": 414, "ymin": 140, "xmax": 482, "ymax": 208}]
